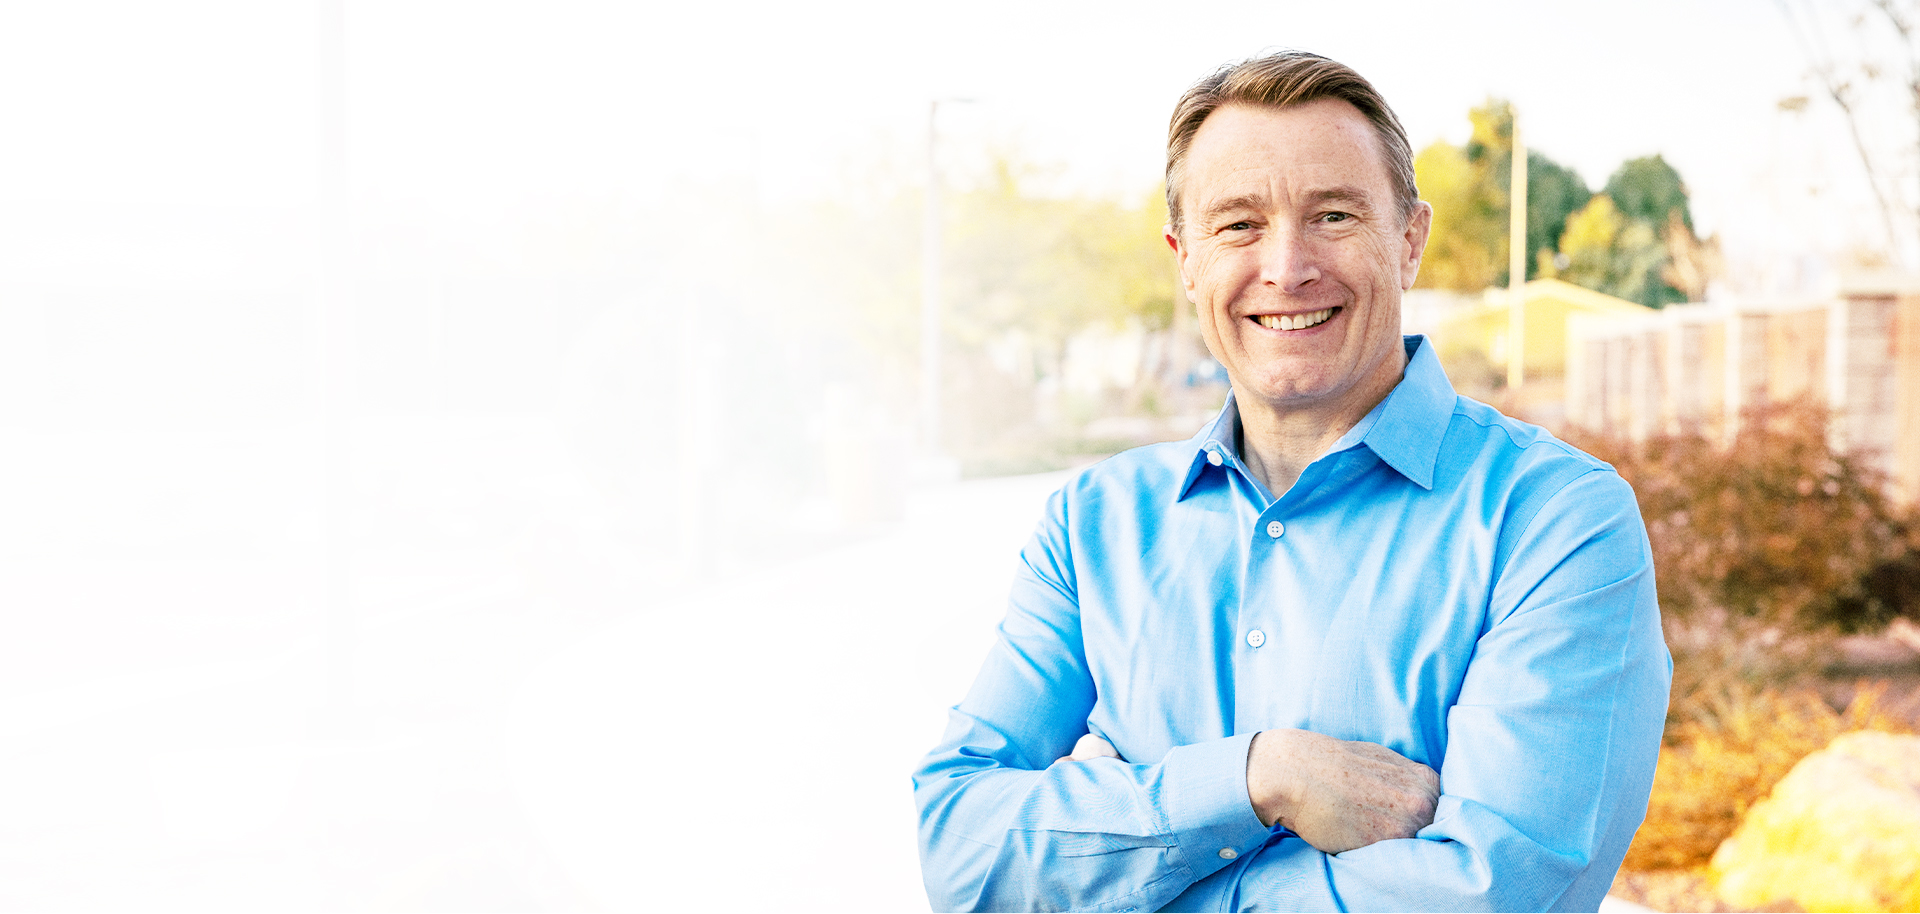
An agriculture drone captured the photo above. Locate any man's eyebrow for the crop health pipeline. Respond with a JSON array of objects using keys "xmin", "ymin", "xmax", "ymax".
[
  {"xmin": 1303, "ymin": 186, "xmax": 1375, "ymax": 210},
  {"xmin": 1198, "ymin": 186, "xmax": 1379, "ymax": 224},
  {"xmin": 1197, "ymin": 194, "xmax": 1267, "ymax": 224}
]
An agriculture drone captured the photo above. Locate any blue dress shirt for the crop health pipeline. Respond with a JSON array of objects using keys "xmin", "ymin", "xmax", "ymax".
[{"xmin": 913, "ymin": 336, "xmax": 1670, "ymax": 912}]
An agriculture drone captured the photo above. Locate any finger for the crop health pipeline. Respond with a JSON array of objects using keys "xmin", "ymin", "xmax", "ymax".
[{"xmin": 1068, "ymin": 734, "xmax": 1119, "ymax": 761}]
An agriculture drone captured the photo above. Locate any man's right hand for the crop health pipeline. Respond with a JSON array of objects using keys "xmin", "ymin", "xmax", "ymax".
[{"xmin": 1246, "ymin": 729, "xmax": 1439, "ymax": 855}]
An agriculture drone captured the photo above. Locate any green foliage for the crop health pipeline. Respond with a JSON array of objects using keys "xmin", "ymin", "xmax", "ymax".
[
  {"xmin": 1524, "ymin": 151, "xmax": 1591, "ymax": 280},
  {"xmin": 1604, "ymin": 154, "xmax": 1693, "ymax": 232},
  {"xmin": 1413, "ymin": 102, "xmax": 1712, "ymax": 305},
  {"xmin": 787, "ymin": 154, "xmax": 1176, "ymax": 397},
  {"xmin": 1464, "ymin": 98, "xmax": 1516, "ymax": 188},
  {"xmin": 1551, "ymin": 156, "xmax": 1697, "ymax": 307},
  {"xmin": 945, "ymin": 158, "xmax": 1175, "ymax": 352},
  {"xmin": 1413, "ymin": 99, "xmax": 1594, "ymax": 291},
  {"xmin": 1563, "ymin": 399, "xmax": 1918, "ymax": 631},
  {"xmin": 1557, "ymin": 195, "xmax": 1673, "ymax": 306}
]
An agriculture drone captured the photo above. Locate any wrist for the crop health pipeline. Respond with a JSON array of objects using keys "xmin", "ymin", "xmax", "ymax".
[{"xmin": 1246, "ymin": 729, "xmax": 1301, "ymax": 828}]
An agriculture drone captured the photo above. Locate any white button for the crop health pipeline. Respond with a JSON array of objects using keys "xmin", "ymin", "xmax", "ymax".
[
  {"xmin": 1218, "ymin": 847, "xmax": 1238, "ymax": 859},
  {"xmin": 1266, "ymin": 520, "xmax": 1284, "ymax": 538},
  {"xmin": 1206, "ymin": 448, "xmax": 1223, "ymax": 466},
  {"xmin": 1246, "ymin": 629, "xmax": 1266, "ymax": 648}
]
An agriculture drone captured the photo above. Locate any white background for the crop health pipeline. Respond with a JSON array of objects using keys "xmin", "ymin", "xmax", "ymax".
[{"xmin": 0, "ymin": 1, "xmax": 1898, "ymax": 909}]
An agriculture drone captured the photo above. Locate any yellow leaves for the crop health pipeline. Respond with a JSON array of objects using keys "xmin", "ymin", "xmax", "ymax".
[
  {"xmin": 1559, "ymin": 194, "xmax": 1672, "ymax": 306},
  {"xmin": 1626, "ymin": 679, "xmax": 1911, "ymax": 872},
  {"xmin": 1559, "ymin": 194, "xmax": 1624, "ymax": 280},
  {"xmin": 945, "ymin": 166, "xmax": 1175, "ymax": 347},
  {"xmin": 1413, "ymin": 139, "xmax": 1503, "ymax": 291}
]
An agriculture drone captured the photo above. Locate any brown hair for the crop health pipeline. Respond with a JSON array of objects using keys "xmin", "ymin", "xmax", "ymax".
[{"xmin": 1165, "ymin": 50, "xmax": 1418, "ymax": 238}]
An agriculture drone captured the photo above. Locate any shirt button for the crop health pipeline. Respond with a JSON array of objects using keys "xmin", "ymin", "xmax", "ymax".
[
  {"xmin": 1218, "ymin": 847, "xmax": 1238, "ymax": 859},
  {"xmin": 1206, "ymin": 448, "xmax": 1223, "ymax": 467},
  {"xmin": 1266, "ymin": 520, "xmax": 1284, "ymax": 538},
  {"xmin": 1246, "ymin": 629, "xmax": 1266, "ymax": 648}
]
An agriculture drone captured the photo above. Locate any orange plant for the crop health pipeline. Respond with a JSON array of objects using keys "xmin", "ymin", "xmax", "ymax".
[{"xmin": 1563, "ymin": 399, "xmax": 1919, "ymax": 633}]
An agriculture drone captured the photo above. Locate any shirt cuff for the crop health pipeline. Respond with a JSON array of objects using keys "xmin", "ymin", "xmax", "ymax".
[{"xmin": 1159, "ymin": 731, "xmax": 1272, "ymax": 873}]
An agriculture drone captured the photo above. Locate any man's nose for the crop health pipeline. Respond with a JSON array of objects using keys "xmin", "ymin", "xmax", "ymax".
[{"xmin": 1259, "ymin": 225, "xmax": 1320, "ymax": 291}]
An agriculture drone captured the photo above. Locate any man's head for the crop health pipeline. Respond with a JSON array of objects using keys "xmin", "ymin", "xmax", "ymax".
[
  {"xmin": 1165, "ymin": 51, "xmax": 1418, "ymax": 240},
  {"xmin": 1163, "ymin": 52, "xmax": 1431, "ymax": 423}
]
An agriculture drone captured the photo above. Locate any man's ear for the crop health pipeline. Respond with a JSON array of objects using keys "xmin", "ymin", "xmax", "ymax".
[
  {"xmin": 1165, "ymin": 224, "xmax": 1195, "ymax": 302},
  {"xmin": 1400, "ymin": 201, "xmax": 1433, "ymax": 292}
]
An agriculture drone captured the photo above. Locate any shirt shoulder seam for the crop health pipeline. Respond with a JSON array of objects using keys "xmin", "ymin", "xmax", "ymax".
[{"xmin": 1449, "ymin": 400, "xmax": 1607, "ymax": 469}]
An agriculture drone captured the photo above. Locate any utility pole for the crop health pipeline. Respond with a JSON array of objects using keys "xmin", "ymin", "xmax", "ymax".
[{"xmin": 1507, "ymin": 110, "xmax": 1528, "ymax": 392}]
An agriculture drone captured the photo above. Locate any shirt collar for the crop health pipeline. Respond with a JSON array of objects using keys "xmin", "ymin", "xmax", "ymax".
[{"xmin": 1177, "ymin": 335, "xmax": 1455, "ymax": 499}]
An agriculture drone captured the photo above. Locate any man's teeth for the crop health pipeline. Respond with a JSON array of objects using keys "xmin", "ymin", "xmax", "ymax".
[{"xmin": 1256, "ymin": 308, "xmax": 1335, "ymax": 331}]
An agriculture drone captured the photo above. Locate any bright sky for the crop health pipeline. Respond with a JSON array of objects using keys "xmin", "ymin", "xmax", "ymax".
[{"xmin": 0, "ymin": 0, "xmax": 1898, "ymax": 293}]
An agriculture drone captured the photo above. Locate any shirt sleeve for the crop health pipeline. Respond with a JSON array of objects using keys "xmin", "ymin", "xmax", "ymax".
[
  {"xmin": 911, "ymin": 487, "xmax": 1274, "ymax": 913},
  {"xmin": 1193, "ymin": 468, "xmax": 1671, "ymax": 913}
]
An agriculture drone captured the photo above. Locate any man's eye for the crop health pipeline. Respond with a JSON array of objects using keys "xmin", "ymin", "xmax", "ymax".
[
  {"xmin": 1225, "ymin": 221, "xmax": 1254, "ymax": 231},
  {"xmin": 1321, "ymin": 212, "xmax": 1351, "ymax": 223}
]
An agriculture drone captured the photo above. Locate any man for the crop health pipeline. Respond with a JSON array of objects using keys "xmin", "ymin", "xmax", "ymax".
[{"xmin": 911, "ymin": 51, "xmax": 1670, "ymax": 912}]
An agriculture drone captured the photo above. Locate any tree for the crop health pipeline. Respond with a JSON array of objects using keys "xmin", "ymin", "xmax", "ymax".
[
  {"xmin": 1414, "ymin": 138, "xmax": 1503, "ymax": 291},
  {"xmin": 1526, "ymin": 152, "xmax": 1592, "ymax": 281},
  {"xmin": 1413, "ymin": 99, "xmax": 1594, "ymax": 290},
  {"xmin": 1777, "ymin": 0, "xmax": 1920, "ymax": 266},
  {"xmin": 1603, "ymin": 155, "xmax": 1693, "ymax": 233},
  {"xmin": 1550, "ymin": 156, "xmax": 1716, "ymax": 307},
  {"xmin": 1559, "ymin": 194, "xmax": 1670, "ymax": 306},
  {"xmin": 943, "ymin": 157, "xmax": 1175, "ymax": 353}
]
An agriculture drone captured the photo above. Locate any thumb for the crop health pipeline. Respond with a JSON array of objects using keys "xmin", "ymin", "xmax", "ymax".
[{"xmin": 1068, "ymin": 733, "xmax": 1120, "ymax": 761}]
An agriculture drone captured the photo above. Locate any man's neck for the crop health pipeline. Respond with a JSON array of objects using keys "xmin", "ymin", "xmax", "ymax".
[{"xmin": 1235, "ymin": 352, "xmax": 1408, "ymax": 498}]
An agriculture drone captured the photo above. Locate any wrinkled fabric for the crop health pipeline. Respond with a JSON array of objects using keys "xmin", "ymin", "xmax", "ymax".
[{"xmin": 913, "ymin": 336, "xmax": 1670, "ymax": 913}]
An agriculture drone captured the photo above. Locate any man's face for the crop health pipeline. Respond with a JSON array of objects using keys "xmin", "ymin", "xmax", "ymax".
[{"xmin": 1168, "ymin": 99, "xmax": 1431, "ymax": 420}]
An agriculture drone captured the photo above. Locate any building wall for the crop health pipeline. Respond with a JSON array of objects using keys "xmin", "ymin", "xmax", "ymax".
[
  {"xmin": 1567, "ymin": 283, "xmax": 1920, "ymax": 504},
  {"xmin": 1895, "ymin": 293, "xmax": 1920, "ymax": 503},
  {"xmin": 1766, "ymin": 308, "xmax": 1827, "ymax": 405}
]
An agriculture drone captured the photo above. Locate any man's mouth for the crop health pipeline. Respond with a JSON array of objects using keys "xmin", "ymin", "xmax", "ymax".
[{"xmin": 1254, "ymin": 307, "xmax": 1337, "ymax": 331}]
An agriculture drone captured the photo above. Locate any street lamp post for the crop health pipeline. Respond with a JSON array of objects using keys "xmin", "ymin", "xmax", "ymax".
[{"xmin": 920, "ymin": 97, "xmax": 971, "ymax": 478}]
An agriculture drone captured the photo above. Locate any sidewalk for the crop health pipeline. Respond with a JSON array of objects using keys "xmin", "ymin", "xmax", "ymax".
[
  {"xmin": 0, "ymin": 413, "xmax": 1068, "ymax": 910},
  {"xmin": 505, "ymin": 470, "xmax": 1070, "ymax": 911}
]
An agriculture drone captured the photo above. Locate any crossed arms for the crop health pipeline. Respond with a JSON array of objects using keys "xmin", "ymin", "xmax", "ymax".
[
  {"xmin": 911, "ymin": 470, "xmax": 1671, "ymax": 912},
  {"xmin": 1067, "ymin": 728, "xmax": 1440, "ymax": 858}
]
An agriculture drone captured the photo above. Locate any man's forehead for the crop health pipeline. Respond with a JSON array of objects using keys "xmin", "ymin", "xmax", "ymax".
[
  {"xmin": 1184, "ymin": 100, "xmax": 1392, "ymax": 205},
  {"xmin": 1190, "ymin": 99, "xmax": 1378, "ymax": 163}
]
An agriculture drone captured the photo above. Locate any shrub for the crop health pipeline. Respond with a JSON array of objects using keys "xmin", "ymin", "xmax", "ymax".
[
  {"xmin": 1562, "ymin": 398, "xmax": 1919, "ymax": 632},
  {"xmin": 1624, "ymin": 675, "xmax": 1910, "ymax": 871}
]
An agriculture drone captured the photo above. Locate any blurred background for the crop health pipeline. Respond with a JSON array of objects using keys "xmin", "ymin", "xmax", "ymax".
[{"xmin": 3, "ymin": 1, "xmax": 1919, "ymax": 911}]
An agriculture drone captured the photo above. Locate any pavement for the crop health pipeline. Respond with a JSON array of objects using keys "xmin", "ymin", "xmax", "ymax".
[{"xmin": 0, "ymin": 414, "xmax": 1064, "ymax": 911}]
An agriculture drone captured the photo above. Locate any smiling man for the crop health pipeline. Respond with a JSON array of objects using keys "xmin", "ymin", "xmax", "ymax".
[{"xmin": 912, "ymin": 52, "xmax": 1670, "ymax": 912}]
